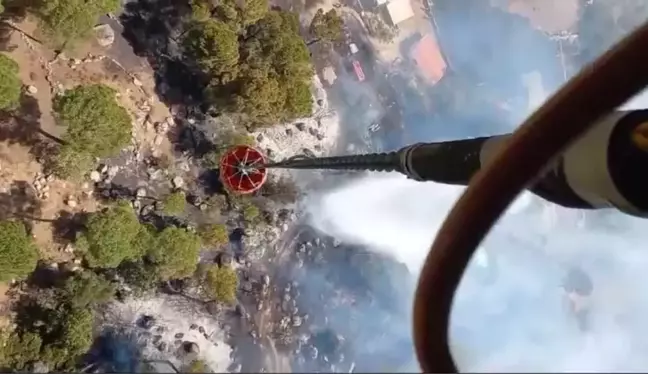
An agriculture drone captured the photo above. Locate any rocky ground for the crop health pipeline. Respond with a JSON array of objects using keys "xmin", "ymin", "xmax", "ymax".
[{"xmin": 0, "ymin": 7, "xmax": 348, "ymax": 372}]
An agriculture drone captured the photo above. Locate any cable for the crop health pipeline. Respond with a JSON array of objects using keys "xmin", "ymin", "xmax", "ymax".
[
  {"xmin": 413, "ymin": 21, "xmax": 648, "ymax": 373},
  {"xmin": 264, "ymin": 150, "xmax": 404, "ymax": 173}
]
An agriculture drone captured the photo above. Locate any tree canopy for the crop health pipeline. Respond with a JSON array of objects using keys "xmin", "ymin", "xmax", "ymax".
[
  {"xmin": 185, "ymin": 9, "xmax": 314, "ymax": 125},
  {"xmin": 53, "ymin": 84, "xmax": 131, "ymax": 179},
  {"xmin": 117, "ymin": 260, "xmax": 161, "ymax": 295},
  {"xmin": 59, "ymin": 307, "xmax": 94, "ymax": 361},
  {"xmin": 198, "ymin": 223, "xmax": 229, "ymax": 247},
  {"xmin": 183, "ymin": 19, "xmax": 240, "ymax": 80},
  {"xmin": 0, "ymin": 220, "xmax": 39, "ymax": 282},
  {"xmin": 62, "ymin": 271, "xmax": 115, "ymax": 309},
  {"xmin": 364, "ymin": 12, "xmax": 397, "ymax": 43},
  {"xmin": 309, "ymin": 8, "xmax": 343, "ymax": 43},
  {"xmin": 192, "ymin": 0, "xmax": 269, "ymax": 29},
  {"xmin": 203, "ymin": 265, "xmax": 238, "ymax": 303},
  {"xmin": 54, "ymin": 84, "xmax": 131, "ymax": 158},
  {"xmin": 189, "ymin": 0, "xmax": 213, "ymax": 22},
  {"xmin": 34, "ymin": 0, "xmax": 121, "ymax": 47},
  {"xmin": 76, "ymin": 201, "xmax": 152, "ymax": 268},
  {"xmin": 186, "ymin": 359, "xmax": 210, "ymax": 373},
  {"xmin": 0, "ymin": 331, "xmax": 42, "ymax": 370},
  {"xmin": 162, "ymin": 191, "xmax": 187, "ymax": 215},
  {"xmin": 148, "ymin": 226, "xmax": 201, "ymax": 280},
  {"xmin": 239, "ymin": 0, "xmax": 269, "ymax": 26},
  {"xmin": 0, "ymin": 54, "xmax": 22, "ymax": 111},
  {"xmin": 51, "ymin": 145, "xmax": 95, "ymax": 180},
  {"xmin": 39, "ymin": 307, "xmax": 95, "ymax": 370},
  {"xmin": 243, "ymin": 203, "xmax": 260, "ymax": 223}
]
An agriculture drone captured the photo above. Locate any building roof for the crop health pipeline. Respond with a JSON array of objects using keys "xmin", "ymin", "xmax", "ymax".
[
  {"xmin": 410, "ymin": 33, "xmax": 447, "ymax": 84},
  {"xmin": 385, "ymin": 0, "xmax": 414, "ymax": 25}
]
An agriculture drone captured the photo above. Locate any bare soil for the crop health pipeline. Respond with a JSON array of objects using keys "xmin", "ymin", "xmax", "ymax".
[{"xmin": 0, "ymin": 15, "xmax": 176, "ymax": 263}]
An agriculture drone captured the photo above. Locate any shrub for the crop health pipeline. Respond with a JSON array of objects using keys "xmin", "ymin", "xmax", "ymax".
[
  {"xmin": 0, "ymin": 220, "xmax": 39, "ymax": 282},
  {"xmin": 203, "ymin": 265, "xmax": 238, "ymax": 304},
  {"xmin": 76, "ymin": 201, "xmax": 151, "ymax": 268}
]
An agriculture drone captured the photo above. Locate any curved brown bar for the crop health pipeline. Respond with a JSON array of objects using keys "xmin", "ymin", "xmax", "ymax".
[{"xmin": 412, "ymin": 21, "xmax": 648, "ymax": 373}]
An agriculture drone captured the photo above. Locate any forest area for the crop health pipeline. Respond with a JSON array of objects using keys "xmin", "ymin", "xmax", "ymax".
[{"xmin": 0, "ymin": 0, "xmax": 344, "ymax": 371}]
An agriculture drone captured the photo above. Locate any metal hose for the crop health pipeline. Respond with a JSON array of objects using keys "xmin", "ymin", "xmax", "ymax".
[
  {"xmin": 413, "ymin": 21, "xmax": 648, "ymax": 372},
  {"xmin": 264, "ymin": 150, "xmax": 404, "ymax": 173}
]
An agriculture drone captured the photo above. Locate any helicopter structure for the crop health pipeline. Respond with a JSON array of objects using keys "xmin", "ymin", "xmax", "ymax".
[{"xmin": 219, "ymin": 109, "xmax": 648, "ymax": 217}]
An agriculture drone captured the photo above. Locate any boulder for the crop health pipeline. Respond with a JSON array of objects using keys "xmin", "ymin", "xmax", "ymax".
[
  {"xmin": 89, "ymin": 170, "xmax": 101, "ymax": 182},
  {"xmin": 136, "ymin": 187, "xmax": 147, "ymax": 198},
  {"xmin": 30, "ymin": 361, "xmax": 49, "ymax": 373},
  {"xmin": 137, "ymin": 314, "xmax": 156, "ymax": 329},
  {"xmin": 172, "ymin": 176, "xmax": 184, "ymax": 189},
  {"xmin": 93, "ymin": 24, "xmax": 115, "ymax": 47},
  {"xmin": 182, "ymin": 341, "xmax": 200, "ymax": 355}
]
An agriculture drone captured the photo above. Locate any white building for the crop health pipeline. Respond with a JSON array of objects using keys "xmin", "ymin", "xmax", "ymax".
[{"xmin": 384, "ymin": 0, "xmax": 415, "ymax": 25}]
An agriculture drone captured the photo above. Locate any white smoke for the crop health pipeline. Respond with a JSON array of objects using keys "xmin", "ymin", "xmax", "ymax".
[
  {"xmin": 307, "ymin": 173, "xmax": 532, "ymax": 273},
  {"xmin": 305, "ymin": 27, "xmax": 648, "ymax": 374},
  {"xmin": 301, "ymin": 1, "xmax": 648, "ymax": 370},
  {"xmin": 308, "ymin": 167, "xmax": 648, "ymax": 372}
]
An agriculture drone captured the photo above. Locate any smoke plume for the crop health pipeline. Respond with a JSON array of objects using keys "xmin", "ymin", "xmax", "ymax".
[{"xmin": 307, "ymin": 1, "xmax": 648, "ymax": 371}]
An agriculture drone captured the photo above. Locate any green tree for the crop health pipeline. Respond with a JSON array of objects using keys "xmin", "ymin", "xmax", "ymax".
[
  {"xmin": 62, "ymin": 271, "xmax": 115, "ymax": 309},
  {"xmin": 148, "ymin": 227, "xmax": 201, "ymax": 280},
  {"xmin": 308, "ymin": 8, "xmax": 343, "ymax": 44},
  {"xmin": 0, "ymin": 332, "xmax": 42, "ymax": 370},
  {"xmin": 204, "ymin": 9, "xmax": 313, "ymax": 124},
  {"xmin": 203, "ymin": 265, "xmax": 238, "ymax": 303},
  {"xmin": 242, "ymin": 203, "xmax": 260, "ymax": 222},
  {"xmin": 186, "ymin": 359, "xmax": 210, "ymax": 373},
  {"xmin": 51, "ymin": 145, "xmax": 95, "ymax": 180},
  {"xmin": 162, "ymin": 191, "xmax": 187, "ymax": 215},
  {"xmin": 54, "ymin": 84, "xmax": 131, "ymax": 159},
  {"xmin": 189, "ymin": 0, "xmax": 213, "ymax": 22},
  {"xmin": 76, "ymin": 201, "xmax": 150, "ymax": 268},
  {"xmin": 364, "ymin": 12, "xmax": 396, "ymax": 43},
  {"xmin": 198, "ymin": 223, "xmax": 229, "ymax": 246},
  {"xmin": 212, "ymin": 0, "xmax": 240, "ymax": 28},
  {"xmin": 239, "ymin": 0, "xmax": 268, "ymax": 26},
  {"xmin": 60, "ymin": 307, "xmax": 94, "ymax": 360},
  {"xmin": 37, "ymin": 307, "xmax": 95, "ymax": 370},
  {"xmin": 0, "ymin": 220, "xmax": 39, "ymax": 282},
  {"xmin": 117, "ymin": 260, "xmax": 160, "ymax": 295},
  {"xmin": 133, "ymin": 223, "xmax": 157, "ymax": 256},
  {"xmin": 283, "ymin": 77, "xmax": 313, "ymax": 118},
  {"xmin": 232, "ymin": 76, "xmax": 285, "ymax": 121},
  {"xmin": 35, "ymin": 0, "xmax": 121, "ymax": 48},
  {"xmin": 0, "ymin": 54, "xmax": 21, "ymax": 110},
  {"xmin": 184, "ymin": 19, "xmax": 240, "ymax": 80}
]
